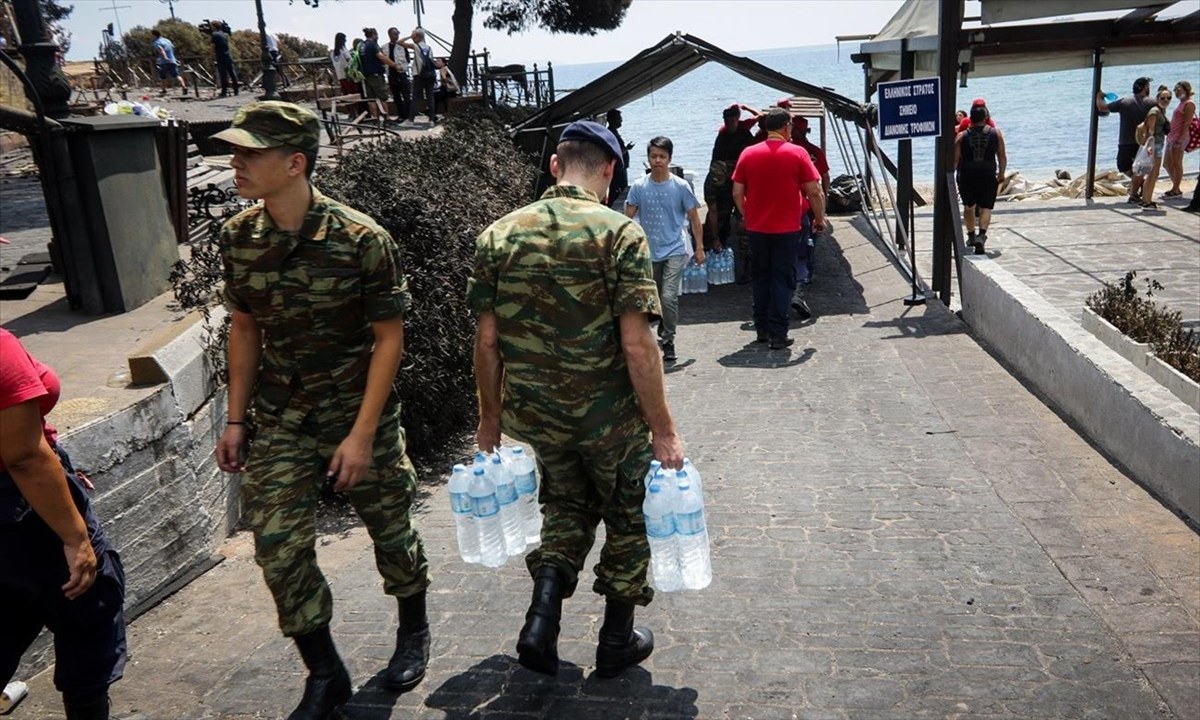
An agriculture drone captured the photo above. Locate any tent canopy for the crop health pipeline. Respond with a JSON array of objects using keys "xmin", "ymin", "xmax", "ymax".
[
  {"xmin": 513, "ymin": 32, "xmax": 867, "ymax": 137},
  {"xmin": 853, "ymin": 0, "xmax": 1199, "ymax": 88}
]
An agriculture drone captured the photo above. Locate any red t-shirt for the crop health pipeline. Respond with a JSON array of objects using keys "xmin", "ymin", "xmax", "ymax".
[
  {"xmin": 0, "ymin": 329, "xmax": 60, "ymax": 473},
  {"xmin": 731, "ymin": 139, "xmax": 820, "ymax": 234},
  {"xmin": 796, "ymin": 138, "xmax": 830, "ymax": 177},
  {"xmin": 956, "ymin": 117, "xmax": 996, "ymax": 134}
]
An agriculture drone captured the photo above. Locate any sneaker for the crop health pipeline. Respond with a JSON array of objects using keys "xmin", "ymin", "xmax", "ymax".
[
  {"xmin": 661, "ymin": 342, "xmax": 677, "ymax": 362},
  {"xmin": 1184, "ymin": 204, "xmax": 1200, "ymax": 214},
  {"xmin": 767, "ymin": 337, "xmax": 794, "ymax": 350},
  {"xmin": 755, "ymin": 332, "xmax": 768, "ymax": 343},
  {"xmin": 791, "ymin": 298, "xmax": 813, "ymax": 321}
]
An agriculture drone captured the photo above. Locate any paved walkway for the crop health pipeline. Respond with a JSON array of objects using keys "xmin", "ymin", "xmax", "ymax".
[
  {"xmin": 904, "ymin": 191, "xmax": 1199, "ymax": 329},
  {"xmin": 11, "ymin": 219, "xmax": 1200, "ymax": 719}
]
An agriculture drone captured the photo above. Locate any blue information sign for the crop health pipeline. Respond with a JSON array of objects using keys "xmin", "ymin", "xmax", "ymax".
[{"xmin": 877, "ymin": 78, "xmax": 941, "ymax": 140}]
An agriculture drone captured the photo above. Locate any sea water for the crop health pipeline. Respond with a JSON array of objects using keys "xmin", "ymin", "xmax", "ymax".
[{"xmin": 554, "ymin": 46, "xmax": 1199, "ymax": 187}]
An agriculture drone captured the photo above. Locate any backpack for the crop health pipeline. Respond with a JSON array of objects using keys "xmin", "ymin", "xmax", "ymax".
[
  {"xmin": 1186, "ymin": 115, "xmax": 1200, "ymax": 153},
  {"xmin": 346, "ymin": 48, "xmax": 364, "ymax": 83},
  {"xmin": 418, "ymin": 45, "xmax": 435, "ymax": 80}
]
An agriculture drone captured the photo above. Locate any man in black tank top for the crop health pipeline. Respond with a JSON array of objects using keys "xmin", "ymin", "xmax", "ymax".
[{"xmin": 955, "ymin": 105, "xmax": 1007, "ymax": 254}]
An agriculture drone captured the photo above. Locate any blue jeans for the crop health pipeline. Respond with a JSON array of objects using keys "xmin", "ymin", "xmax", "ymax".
[
  {"xmin": 652, "ymin": 254, "xmax": 687, "ymax": 344},
  {"xmin": 749, "ymin": 230, "xmax": 800, "ymax": 339}
]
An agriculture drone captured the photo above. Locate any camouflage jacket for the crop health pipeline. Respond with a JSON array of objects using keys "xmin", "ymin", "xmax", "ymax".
[
  {"xmin": 466, "ymin": 184, "xmax": 660, "ymax": 447},
  {"xmin": 220, "ymin": 188, "xmax": 409, "ymax": 415}
]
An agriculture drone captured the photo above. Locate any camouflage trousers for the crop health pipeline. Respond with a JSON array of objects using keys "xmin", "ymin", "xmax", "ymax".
[
  {"xmin": 243, "ymin": 402, "xmax": 430, "ymax": 637},
  {"xmin": 524, "ymin": 433, "xmax": 655, "ymax": 606}
]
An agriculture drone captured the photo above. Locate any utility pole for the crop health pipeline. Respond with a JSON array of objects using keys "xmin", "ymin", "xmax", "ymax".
[
  {"xmin": 413, "ymin": 0, "xmax": 425, "ymax": 27},
  {"xmin": 160, "ymin": 0, "xmax": 177, "ymax": 21},
  {"xmin": 99, "ymin": 0, "xmax": 131, "ymax": 39},
  {"xmin": 254, "ymin": 0, "xmax": 280, "ymax": 100}
]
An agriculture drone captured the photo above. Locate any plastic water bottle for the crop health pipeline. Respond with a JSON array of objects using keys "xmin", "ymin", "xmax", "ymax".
[
  {"xmin": 642, "ymin": 459, "xmax": 662, "ymax": 488},
  {"xmin": 473, "ymin": 450, "xmax": 489, "ymax": 471},
  {"xmin": 469, "ymin": 467, "xmax": 506, "ymax": 568},
  {"xmin": 723, "ymin": 251, "xmax": 733, "ymax": 284},
  {"xmin": 489, "ymin": 454, "xmax": 526, "ymax": 556},
  {"xmin": 643, "ymin": 480, "xmax": 683, "ymax": 592},
  {"xmin": 725, "ymin": 248, "xmax": 735, "ymax": 284},
  {"xmin": 673, "ymin": 471, "xmax": 712, "ymax": 589},
  {"xmin": 694, "ymin": 259, "xmax": 708, "ymax": 294},
  {"xmin": 510, "ymin": 447, "xmax": 542, "ymax": 545},
  {"xmin": 682, "ymin": 457, "xmax": 702, "ymax": 494},
  {"xmin": 448, "ymin": 464, "xmax": 481, "ymax": 563}
]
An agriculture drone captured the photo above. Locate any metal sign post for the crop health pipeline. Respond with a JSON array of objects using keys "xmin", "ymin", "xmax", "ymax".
[{"xmin": 877, "ymin": 77, "xmax": 941, "ymax": 306}]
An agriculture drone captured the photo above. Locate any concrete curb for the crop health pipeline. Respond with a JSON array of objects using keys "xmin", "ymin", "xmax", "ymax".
[
  {"xmin": 961, "ymin": 256, "xmax": 1200, "ymax": 522},
  {"xmin": 1080, "ymin": 307, "xmax": 1200, "ymax": 413}
]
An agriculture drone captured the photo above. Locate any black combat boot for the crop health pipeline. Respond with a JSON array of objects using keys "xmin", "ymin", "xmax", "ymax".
[
  {"xmin": 62, "ymin": 690, "xmax": 109, "ymax": 720},
  {"xmin": 289, "ymin": 625, "xmax": 352, "ymax": 720},
  {"xmin": 594, "ymin": 598, "xmax": 654, "ymax": 678},
  {"xmin": 516, "ymin": 565, "xmax": 566, "ymax": 675},
  {"xmin": 385, "ymin": 591, "xmax": 431, "ymax": 692}
]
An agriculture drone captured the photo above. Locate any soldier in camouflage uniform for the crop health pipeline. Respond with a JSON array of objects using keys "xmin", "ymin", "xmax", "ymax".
[
  {"xmin": 212, "ymin": 102, "xmax": 431, "ymax": 720},
  {"xmin": 467, "ymin": 120, "xmax": 686, "ymax": 679}
]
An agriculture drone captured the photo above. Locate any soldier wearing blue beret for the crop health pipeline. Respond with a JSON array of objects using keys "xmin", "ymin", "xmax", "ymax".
[{"xmin": 468, "ymin": 119, "xmax": 687, "ymax": 679}]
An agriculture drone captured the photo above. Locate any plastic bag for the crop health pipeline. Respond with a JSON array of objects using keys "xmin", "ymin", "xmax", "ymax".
[{"xmin": 1132, "ymin": 139, "xmax": 1155, "ymax": 177}]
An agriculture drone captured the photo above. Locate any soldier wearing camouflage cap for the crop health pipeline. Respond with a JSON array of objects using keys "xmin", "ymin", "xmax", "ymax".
[
  {"xmin": 468, "ymin": 119, "xmax": 686, "ymax": 679},
  {"xmin": 213, "ymin": 101, "xmax": 433, "ymax": 718}
]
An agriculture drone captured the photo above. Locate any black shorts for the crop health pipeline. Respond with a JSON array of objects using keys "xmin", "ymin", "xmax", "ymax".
[
  {"xmin": 1116, "ymin": 143, "xmax": 1138, "ymax": 175},
  {"xmin": 157, "ymin": 62, "xmax": 179, "ymax": 80},
  {"xmin": 957, "ymin": 170, "xmax": 998, "ymax": 210}
]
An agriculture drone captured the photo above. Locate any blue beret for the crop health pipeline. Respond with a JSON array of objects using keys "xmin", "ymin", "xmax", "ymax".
[{"xmin": 559, "ymin": 120, "xmax": 622, "ymax": 163}]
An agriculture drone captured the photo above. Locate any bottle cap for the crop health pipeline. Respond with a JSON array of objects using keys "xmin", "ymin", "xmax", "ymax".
[
  {"xmin": 648, "ymin": 483, "xmax": 661, "ymax": 493},
  {"xmin": 453, "ymin": 463, "xmax": 465, "ymax": 472},
  {"xmin": 474, "ymin": 467, "xmax": 485, "ymax": 475},
  {"xmin": 512, "ymin": 447, "xmax": 525, "ymax": 455}
]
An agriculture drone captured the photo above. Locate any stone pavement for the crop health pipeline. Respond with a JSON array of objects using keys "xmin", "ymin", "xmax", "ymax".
[
  {"xmin": 11, "ymin": 219, "xmax": 1200, "ymax": 719},
  {"xmin": 905, "ymin": 191, "xmax": 1199, "ymax": 329}
]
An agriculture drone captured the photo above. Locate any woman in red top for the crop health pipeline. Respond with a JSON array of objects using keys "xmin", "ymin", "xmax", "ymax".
[{"xmin": 0, "ymin": 328, "xmax": 126, "ymax": 720}]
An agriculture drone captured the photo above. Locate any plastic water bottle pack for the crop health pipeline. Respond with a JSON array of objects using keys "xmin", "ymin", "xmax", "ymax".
[
  {"xmin": 642, "ymin": 459, "xmax": 712, "ymax": 591},
  {"xmin": 706, "ymin": 249, "xmax": 734, "ymax": 286},
  {"xmin": 449, "ymin": 445, "xmax": 543, "ymax": 567}
]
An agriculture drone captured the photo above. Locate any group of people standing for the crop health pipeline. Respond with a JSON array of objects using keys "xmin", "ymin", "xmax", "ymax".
[
  {"xmin": 329, "ymin": 27, "xmax": 459, "ymax": 125},
  {"xmin": 1097, "ymin": 77, "xmax": 1198, "ymax": 212},
  {"xmin": 626, "ymin": 99, "xmax": 829, "ymax": 360}
]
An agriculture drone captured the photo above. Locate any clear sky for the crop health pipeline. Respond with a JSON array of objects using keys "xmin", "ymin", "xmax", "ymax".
[{"xmin": 60, "ymin": 0, "xmax": 910, "ymax": 64}]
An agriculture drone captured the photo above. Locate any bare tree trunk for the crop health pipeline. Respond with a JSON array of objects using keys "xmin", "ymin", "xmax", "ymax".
[{"xmin": 450, "ymin": 0, "xmax": 472, "ymax": 94}]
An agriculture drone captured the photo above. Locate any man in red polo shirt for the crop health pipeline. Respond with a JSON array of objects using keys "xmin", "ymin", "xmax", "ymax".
[{"xmin": 731, "ymin": 108, "xmax": 826, "ymax": 350}]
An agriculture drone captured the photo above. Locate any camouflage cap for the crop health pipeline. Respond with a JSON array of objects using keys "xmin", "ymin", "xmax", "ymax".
[{"xmin": 212, "ymin": 101, "xmax": 320, "ymax": 154}]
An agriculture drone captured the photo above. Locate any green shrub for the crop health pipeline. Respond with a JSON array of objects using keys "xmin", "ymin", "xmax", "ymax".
[
  {"xmin": 316, "ymin": 112, "xmax": 538, "ymax": 458},
  {"xmin": 1086, "ymin": 271, "xmax": 1200, "ymax": 382},
  {"xmin": 171, "ymin": 111, "xmax": 537, "ymax": 461}
]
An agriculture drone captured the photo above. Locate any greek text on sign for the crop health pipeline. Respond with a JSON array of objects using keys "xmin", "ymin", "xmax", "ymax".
[{"xmin": 878, "ymin": 78, "xmax": 941, "ymax": 141}]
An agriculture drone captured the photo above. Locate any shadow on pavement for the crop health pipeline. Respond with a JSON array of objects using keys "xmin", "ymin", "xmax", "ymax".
[
  {"xmin": 717, "ymin": 344, "xmax": 815, "ymax": 369},
  {"xmin": 417, "ymin": 654, "xmax": 699, "ymax": 719}
]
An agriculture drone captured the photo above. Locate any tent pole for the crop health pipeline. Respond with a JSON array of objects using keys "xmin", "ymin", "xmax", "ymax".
[{"xmin": 1086, "ymin": 48, "xmax": 1104, "ymax": 202}]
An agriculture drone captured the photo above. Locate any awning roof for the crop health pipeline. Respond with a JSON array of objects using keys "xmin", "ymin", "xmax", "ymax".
[
  {"xmin": 852, "ymin": 0, "xmax": 1200, "ymax": 87},
  {"xmin": 513, "ymin": 32, "xmax": 867, "ymax": 135}
]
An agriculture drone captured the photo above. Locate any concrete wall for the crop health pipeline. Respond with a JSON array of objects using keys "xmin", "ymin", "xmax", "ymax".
[
  {"xmin": 961, "ymin": 257, "xmax": 1200, "ymax": 522},
  {"xmin": 16, "ymin": 313, "xmax": 237, "ymax": 682}
]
